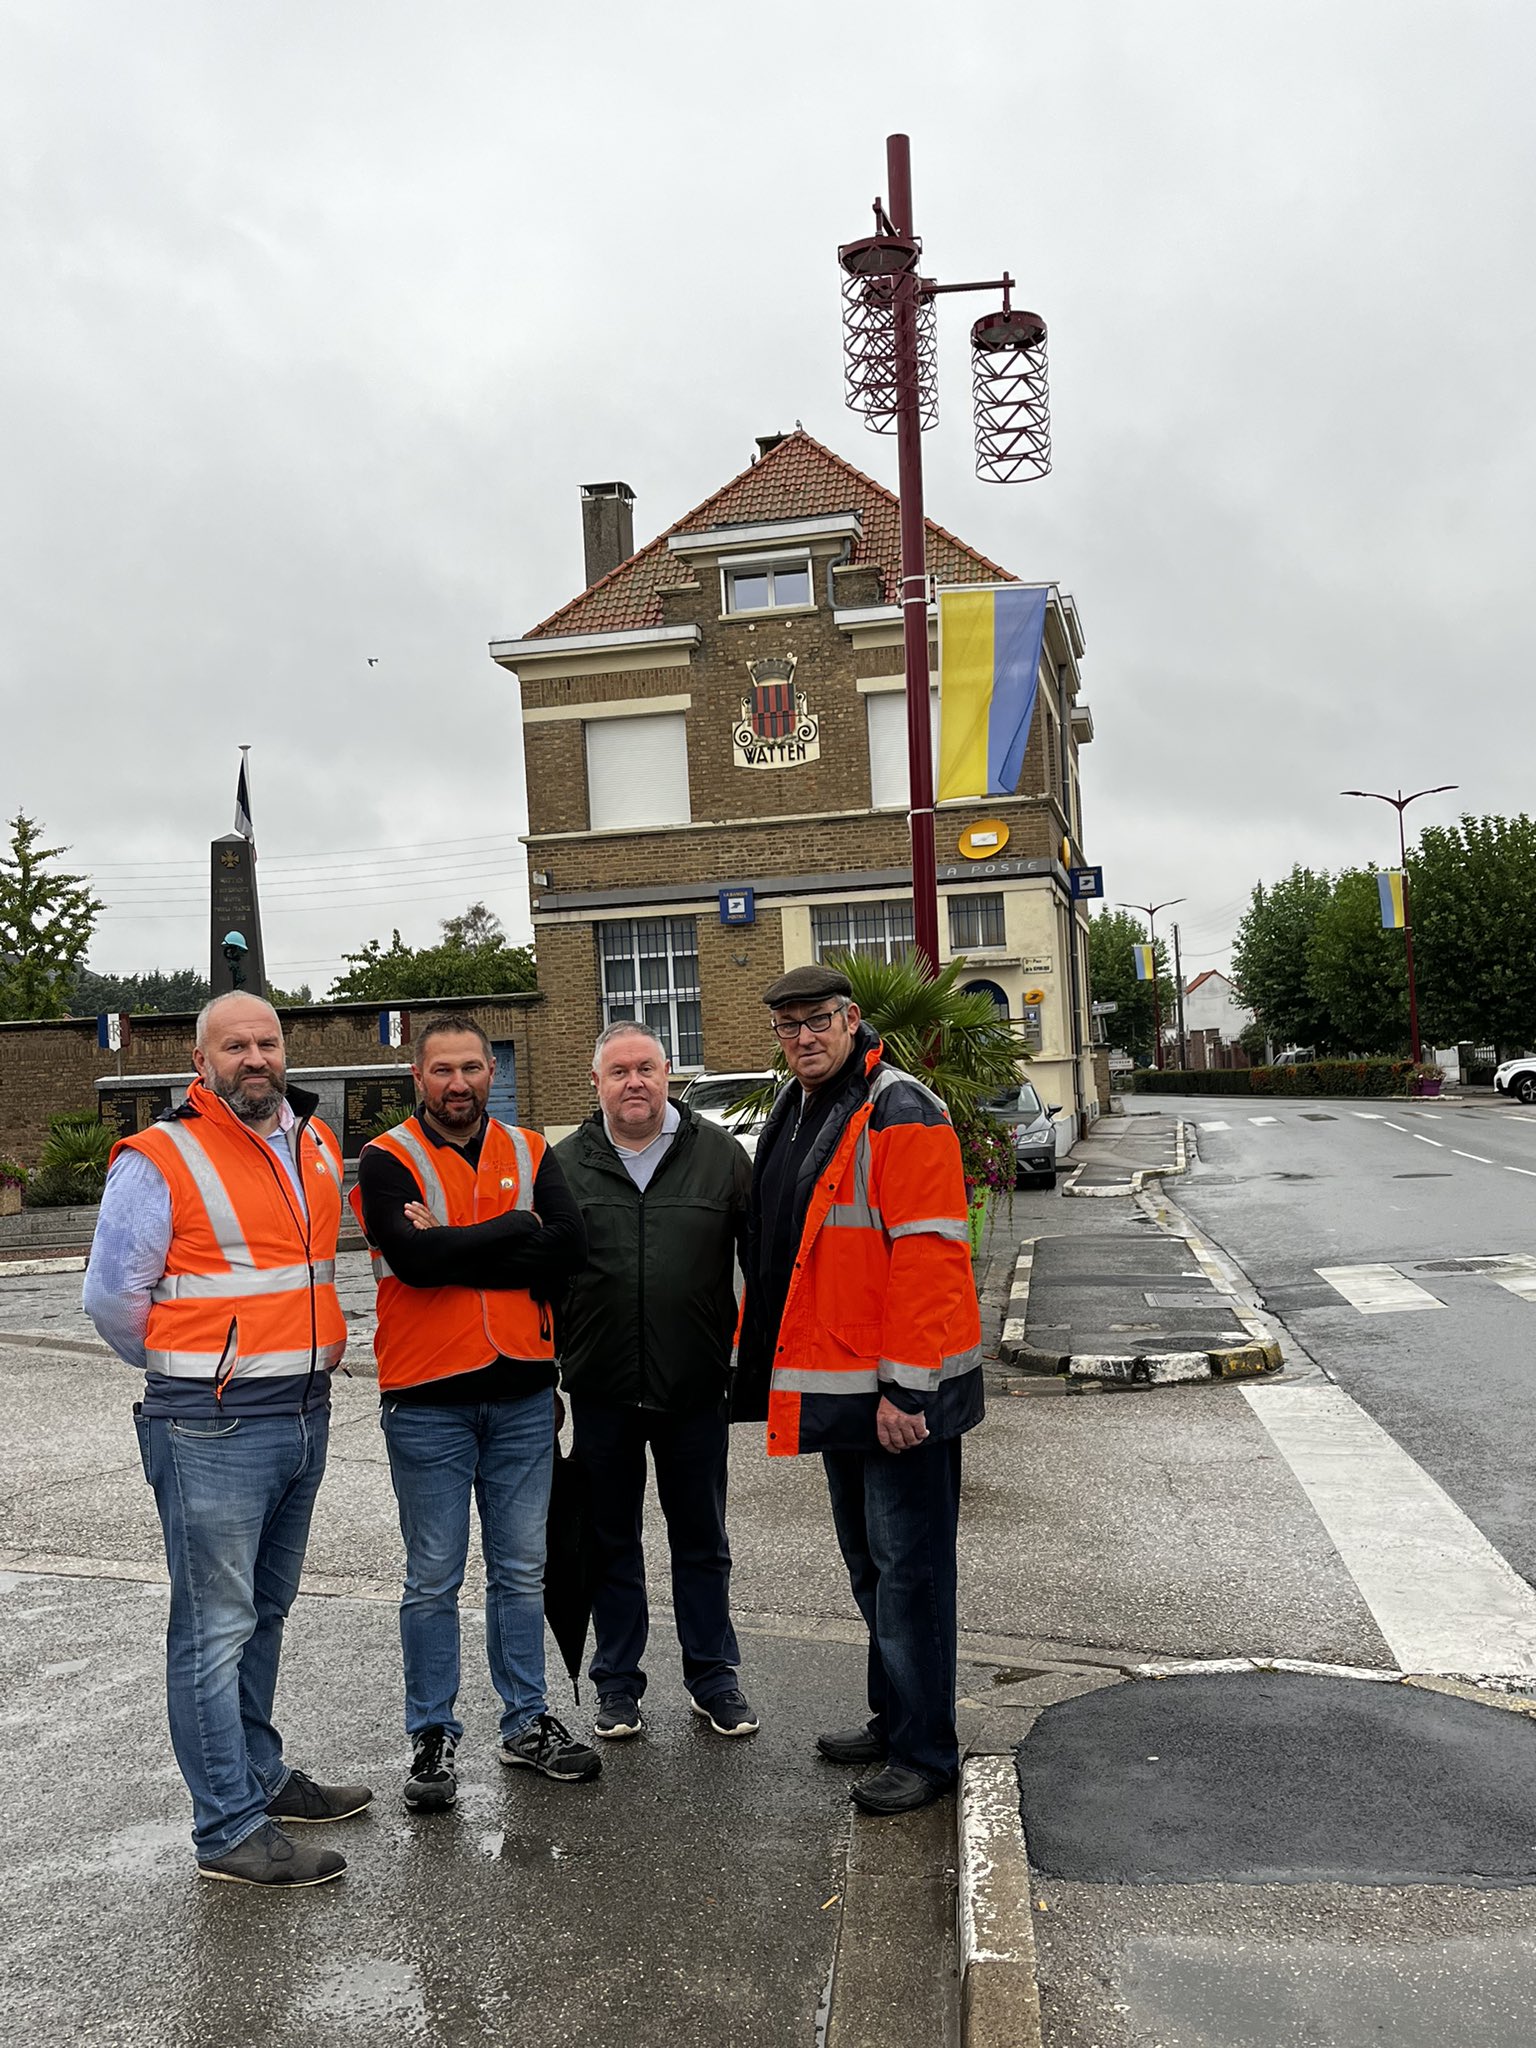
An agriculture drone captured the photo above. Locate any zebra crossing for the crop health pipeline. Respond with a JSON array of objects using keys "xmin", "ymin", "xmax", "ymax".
[{"xmin": 1312, "ymin": 1255, "xmax": 1536, "ymax": 1316}]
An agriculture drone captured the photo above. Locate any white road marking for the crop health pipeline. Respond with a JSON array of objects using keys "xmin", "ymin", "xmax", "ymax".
[
  {"xmin": 1508, "ymin": 1167, "xmax": 1536, "ymax": 1178},
  {"xmin": 1249, "ymin": 1116, "xmax": 1280, "ymax": 1125},
  {"xmin": 1352, "ymin": 1112, "xmax": 1383, "ymax": 1120},
  {"xmin": 1452, "ymin": 1150, "xmax": 1493, "ymax": 1164},
  {"xmin": 1316, "ymin": 1264, "xmax": 1444, "ymax": 1314},
  {"xmin": 1412, "ymin": 1134, "xmax": 1443, "ymax": 1147},
  {"xmin": 1381, "ymin": 1121, "xmax": 1409, "ymax": 1132},
  {"xmin": 1420, "ymin": 1113, "xmax": 1443, "ymax": 1121},
  {"xmin": 1498, "ymin": 1274, "xmax": 1536, "ymax": 1303},
  {"xmin": 1199, "ymin": 1120, "xmax": 1231, "ymax": 1132},
  {"xmin": 1243, "ymin": 1380, "xmax": 1536, "ymax": 1678},
  {"xmin": 0, "ymin": 1256, "xmax": 88, "ymax": 1278}
]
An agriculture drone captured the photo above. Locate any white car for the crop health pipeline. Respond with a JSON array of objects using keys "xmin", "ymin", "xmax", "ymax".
[
  {"xmin": 1494, "ymin": 1057, "xmax": 1536, "ymax": 1105},
  {"xmin": 679, "ymin": 1071, "xmax": 777, "ymax": 1158}
]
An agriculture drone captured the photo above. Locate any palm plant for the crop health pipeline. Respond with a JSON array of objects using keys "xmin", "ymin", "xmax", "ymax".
[{"xmin": 39, "ymin": 1111, "xmax": 114, "ymax": 1175}]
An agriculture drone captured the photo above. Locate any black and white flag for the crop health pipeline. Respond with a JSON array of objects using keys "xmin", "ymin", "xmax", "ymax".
[{"xmin": 234, "ymin": 752, "xmax": 254, "ymax": 843}]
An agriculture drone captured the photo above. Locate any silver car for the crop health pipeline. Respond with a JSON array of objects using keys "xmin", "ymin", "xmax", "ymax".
[
  {"xmin": 986, "ymin": 1079, "xmax": 1059, "ymax": 1189},
  {"xmin": 679, "ymin": 1071, "xmax": 776, "ymax": 1159}
]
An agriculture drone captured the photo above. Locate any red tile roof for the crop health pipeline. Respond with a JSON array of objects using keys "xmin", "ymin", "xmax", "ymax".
[
  {"xmin": 523, "ymin": 428, "xmax": 1017, "ymax": 639},
  {"xmin": 1184, "ymin": 970, "xmax": 1231, "ymax": 995}
]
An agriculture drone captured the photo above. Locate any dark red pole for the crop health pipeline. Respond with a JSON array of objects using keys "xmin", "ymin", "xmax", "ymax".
[
  {"xmin": 886, "ymin": 133, "xmax": 940, "ymax": 975},
  {"xmin": 1397, "ymin": 796, "xmax": 1423, "ymax": 1064}
]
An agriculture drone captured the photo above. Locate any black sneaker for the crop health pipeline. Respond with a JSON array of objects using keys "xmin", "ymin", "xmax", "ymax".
[
  {"xmin": 593, "ymin": 1694, "xmax": 646, "ymax": 1740},
  {"xmin": 404, "ymin": 1727, "xmax": 458, "ymax": 1812},
  {"xmin": 199, "ymin": 1820, "xmax": 346, "ymax": 1887},
  {"xmin": 690, "ymin": 1688, "xmax": 760, "ymax": 1737},
  {"xmin": 266, "ymin": 1768, "xmax": 374, "ymax": 1824},
  {"xmin": 498, "ymin": 1713, "xmax": 602, "ymax": 1782}
]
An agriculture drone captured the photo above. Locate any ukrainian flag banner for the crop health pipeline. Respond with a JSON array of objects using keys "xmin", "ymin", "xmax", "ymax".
[
  {"xmin": 1377, "ymin": 871, "xmax": 1407, "ymax": 930},
  {"xmin": 937, "ymin": 583, "xmax": 1050, "ymax": 802},
  {"xmin": 1132, "ymin": 944, "xmax": 1156, "ymax": 981}
]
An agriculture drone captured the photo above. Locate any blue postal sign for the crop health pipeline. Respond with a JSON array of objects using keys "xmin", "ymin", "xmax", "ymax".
[{"xmin": 1069, "ymin": 866, "xmax": 1104, "ymax": 900}]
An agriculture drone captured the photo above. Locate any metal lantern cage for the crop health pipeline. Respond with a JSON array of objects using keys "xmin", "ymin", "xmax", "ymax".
[
  {"xmin": 971, "ymin": 306, "xmax": 1051, "ymax": 483},
  {"xmin": 838, "ymin": 234, "xmax": 938, "ymax": 434}
]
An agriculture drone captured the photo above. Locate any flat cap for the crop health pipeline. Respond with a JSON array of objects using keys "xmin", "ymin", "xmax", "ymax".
[{"xmin": 762, "ymin": 963, "xmax": 853, "ymax": 1007}]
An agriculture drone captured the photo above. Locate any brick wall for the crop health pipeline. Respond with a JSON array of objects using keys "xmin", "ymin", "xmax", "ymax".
[{"xmin": 0, "ymin": 995, "xmax": 541, "ymax": 1166}]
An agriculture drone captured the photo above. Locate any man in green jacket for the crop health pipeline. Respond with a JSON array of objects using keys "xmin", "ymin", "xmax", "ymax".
[{"xmin": 554, "ymin": 1022, "xmax": 758, "ymax": 1741}]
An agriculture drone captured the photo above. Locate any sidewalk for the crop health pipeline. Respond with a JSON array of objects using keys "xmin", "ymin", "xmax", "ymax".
[{"xmin": 1060, "ymin": 1109, "xmax": 1185, "ymax": 1196}]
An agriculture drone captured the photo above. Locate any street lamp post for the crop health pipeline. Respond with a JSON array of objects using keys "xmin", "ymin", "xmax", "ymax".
[
  {"xmin": 1119, "ymin": 898, "xmax": 1185, "ymax": 1070},
  {"xmin": 1340, "ymin": 785, "xmax": 1457, "ymax": 1064},
  {"xmin": 840, "ymin": 134, "xmax": 1051, "ymax": 972}
]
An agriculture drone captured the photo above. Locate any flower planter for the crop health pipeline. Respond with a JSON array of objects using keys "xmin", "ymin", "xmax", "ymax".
[
  {"xmin": 0, "ymin": 1185, "xmax": 20, "ymax": 1218},
  {"xmin": 1410, "ymin": 1075, "xmax": 1444, "ymax": 1098}
]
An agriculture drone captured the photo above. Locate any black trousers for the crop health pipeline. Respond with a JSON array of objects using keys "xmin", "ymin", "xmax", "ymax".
[{"xmin": 570, "ymin": 1399, "xmax": 741, "ymax": 1705}]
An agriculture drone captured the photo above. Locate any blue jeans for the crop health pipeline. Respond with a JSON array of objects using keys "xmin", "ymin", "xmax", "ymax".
[
  {"xmin": 136, "ymin": 1406, "xmax": 328, "ymax": 1860},
  {"xmin": 381, "ymin": 1390, "xmax": 553, "ymax": 1743},
  {"xmin": 822, "ymin": 1435, "xmax": 963, "ymax": 1786},
  {"xmin": 572, "ymin": 1399, "xmax": 740, "ymax": 1705}
]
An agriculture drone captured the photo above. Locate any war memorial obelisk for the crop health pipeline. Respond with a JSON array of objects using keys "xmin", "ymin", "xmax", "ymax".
[{"xmin": 209, "ymin": 747, "xmax": 268, "ymax": 997}]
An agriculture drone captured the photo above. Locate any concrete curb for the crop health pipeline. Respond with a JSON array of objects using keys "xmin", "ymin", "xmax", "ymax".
[
  {"xmin": 1060, "ymin": 1118, "xmax": 1189, "ymax": 1199},
  {"xmin": 958, "ymin": 1754, "xmax": 1042, "ymax": 2048}
]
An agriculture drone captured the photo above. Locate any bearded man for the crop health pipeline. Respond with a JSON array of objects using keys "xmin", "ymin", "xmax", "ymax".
[{"xmin": 83, "ymin": 993, "xmax": 370, "ymax": 1887}]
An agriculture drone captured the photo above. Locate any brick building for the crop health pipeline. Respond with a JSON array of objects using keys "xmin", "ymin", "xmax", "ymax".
[{"xmin": 492, "ymin": 430, "xmax": 1098, "ymax": 1137}]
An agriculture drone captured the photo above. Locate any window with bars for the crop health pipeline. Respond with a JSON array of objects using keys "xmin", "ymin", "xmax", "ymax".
[
  {"xmin": 948, "ymin": 892, "xmax": 1005, "ymax": 951},
  {"xmin": 597, "ymin": 917, "xmax": 702, "ymax": 1067},
  {"xmin": 810, "ymin": 898, "xmax": 915, "ymax": 965}
]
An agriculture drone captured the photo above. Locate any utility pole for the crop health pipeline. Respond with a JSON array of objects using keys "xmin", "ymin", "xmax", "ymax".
[
  {"xmin": 1119, "ymin": 897, "xmax": 1185, "ymax": 1071},
  {"xmin": 1172, "ymin": 922, "xmax": 1188, "ymax": 1071}
]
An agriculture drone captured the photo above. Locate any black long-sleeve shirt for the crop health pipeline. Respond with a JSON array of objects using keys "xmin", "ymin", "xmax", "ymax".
[{"xmin": 357, "ymin": 1116, "xmax": 586, "ymax": 1405}]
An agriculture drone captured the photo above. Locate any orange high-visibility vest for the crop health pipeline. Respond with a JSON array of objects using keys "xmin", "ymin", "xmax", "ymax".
[
  {"xmin": 764, "ymin": 1047, "xmax": 982, "ymax": 1457},
  {"xmin": 350, "ymin": 1115, "xmax": 554, "ymax": 1391},
  {"xmin": 113, "ymin": 1081, "xmax": 346, "ymax": 1397}
]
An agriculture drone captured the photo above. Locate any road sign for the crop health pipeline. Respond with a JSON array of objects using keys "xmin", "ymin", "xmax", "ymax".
[
  {"xmin": 1091, "ymin": 1000, "xmax": 1118, "ymax": 1016},
  {"xmin": 1069, "ymin": 865, "xmax": 1104, "ymax": 899}
]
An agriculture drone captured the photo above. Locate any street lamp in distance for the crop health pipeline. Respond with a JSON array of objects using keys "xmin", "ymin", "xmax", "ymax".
[
  {"xmin": 1340, "ymin": 785, "xmax": 1457, "ymax": 1065},
  {"xmin": 1118, "ymin": 898, "xmax": 1185, "ymax": 1070}
]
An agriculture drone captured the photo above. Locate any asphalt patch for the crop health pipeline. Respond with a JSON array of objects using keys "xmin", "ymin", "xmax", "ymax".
[{"xmin": 1018, "ymin": 1672, "xmax": 1536, "ymax": 1887}]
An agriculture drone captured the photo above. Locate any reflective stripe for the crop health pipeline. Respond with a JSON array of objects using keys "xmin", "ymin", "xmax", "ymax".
[
  {"xmin": 370, "ymin": 1251, "xmax": 395, "ymax": 1283},
  {"xmin": 772, "ymin": 1366, "xmax": 881, "ymax": 1394},
  {"xmin": 387, "ymin": 1125, "xmax": 448, "ymax": 1224},
  {"xmin": 151, "ymin": 1259, "xmax": 336, "ymax": 1303},
  {"xmin": 146, "ymin": 1340, "xmax": 347, "ymax": 1380},
  {"xmin": 868, "ymin": 1063, "xmax": 950, "ymax": 1121},
  {"xmin": 154, "ymin": 1121, "xmax": 252, "ymax": 1265},
  {"xmin": 878, "ymin": 1343, "xmax": 984, "ymax": 1389},
  {"xmin": 494, "ymin": 1122, "xmax": 537, "ymax": 1211},
  {"xmin": 887, "ymin": 1216, "xmax": 969, "ymax": 1242},
  {"xmin": 824, "ymin": 1129, "xmax": 882, "ymax": 1232}
]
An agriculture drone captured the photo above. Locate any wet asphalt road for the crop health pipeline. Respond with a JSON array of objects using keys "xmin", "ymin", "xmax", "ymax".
[{"xmin": 1165, "ymin": 1092, "xmax": 1536, "ymax": 1587}]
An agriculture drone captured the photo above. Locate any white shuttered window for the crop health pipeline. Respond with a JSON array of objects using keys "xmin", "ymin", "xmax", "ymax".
[
  {"xmin": 586, "ymin": 713, "xmax": 691, "ymax": 830},
  {"xmin": 866, "ymin": 689, "xmax": 939, "ymax": 810}
]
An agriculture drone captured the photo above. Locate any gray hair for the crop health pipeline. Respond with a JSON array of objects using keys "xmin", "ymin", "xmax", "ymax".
[
  {"xmin": 592, "ymin": 1020, "xmax": 669, "ymax": 1069},
  {"xmin": 195, "ymin": 992, "xmax": 281, "ymax": 1050}
]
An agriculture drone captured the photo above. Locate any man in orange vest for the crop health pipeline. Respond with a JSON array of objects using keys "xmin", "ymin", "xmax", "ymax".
[
  {"xmin": 735, "ymin": 966, "xmax": 984, "ymax": 1816},
  {"xmin": 83, "ymin": 993, "xmax": 370, "ymax": 1887},
  {"xmin": 353, "ymin": 1015, "xmax": 595, "ymax": 1813}
]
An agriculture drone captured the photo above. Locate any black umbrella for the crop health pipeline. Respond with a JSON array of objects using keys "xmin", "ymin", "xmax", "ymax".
[{"xmin": 544, "ymin": 1435, "xmax": 595, "ymax": 1702}]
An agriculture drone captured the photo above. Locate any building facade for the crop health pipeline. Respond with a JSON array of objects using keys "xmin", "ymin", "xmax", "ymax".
[{"xmin": 493, "ymin": 432, "xmax": 1099, "ymax": 1137}]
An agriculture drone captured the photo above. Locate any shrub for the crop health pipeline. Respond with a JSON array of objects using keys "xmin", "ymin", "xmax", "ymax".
[
  {"xmin": 1132, "ymin": 1060, "xmax": 1416, "ymax": 1098},
  {"xmin": 22, "ymin": 1161, "xmax": 105, "ymax": 1208},
  {"xmin": 39, "ymin": 1112, "xmax": 114, "ymax": 1175}
]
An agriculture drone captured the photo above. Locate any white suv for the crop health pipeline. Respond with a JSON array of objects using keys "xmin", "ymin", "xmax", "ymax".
[{"xmin": 1494, "ymin": 1057, "xmax": 1536, "ymax": 1105}]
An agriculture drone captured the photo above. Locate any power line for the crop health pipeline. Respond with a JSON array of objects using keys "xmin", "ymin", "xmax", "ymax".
[{"xmin": 84, "ymin": 831, "xmax": 527, "ymax": 873}]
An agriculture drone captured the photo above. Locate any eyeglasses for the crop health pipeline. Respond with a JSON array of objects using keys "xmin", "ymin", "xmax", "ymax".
[{"xmin": 769, "ymin": 1009, "xmax": 843, "ymax": 1041}]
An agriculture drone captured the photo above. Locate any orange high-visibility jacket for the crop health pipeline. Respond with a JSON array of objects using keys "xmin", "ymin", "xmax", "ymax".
[
  {"xmin": 349, "ymin": 1115, "xmax": 554, "ymax": 1391},
  {"xmin": 757, "ymin": 1040, "xmax": 983, "ymax": 1457},
  {"xmin": 112, "ymin": 1081, "xmax": 346, "ymax": 1397}
]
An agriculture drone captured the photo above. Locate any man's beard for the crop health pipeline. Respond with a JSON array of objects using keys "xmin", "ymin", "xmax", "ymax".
[
  {"xmin": 430, "ymin": 1093, "xmax": 483, "ymax": 1130},
  {"xmin": 212, "ymin": 1068, "xmax": 286, "ymax": 1124}
]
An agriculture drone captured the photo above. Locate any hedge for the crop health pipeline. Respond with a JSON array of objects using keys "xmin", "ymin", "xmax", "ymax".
[{"xmin": 1131, "ymin": 1060, "xmax": 1419, "ymax": 1098}]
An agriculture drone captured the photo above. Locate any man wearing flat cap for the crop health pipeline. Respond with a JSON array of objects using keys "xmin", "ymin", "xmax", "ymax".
[{"xmin": 734, "ymin": 962, "xmax": 983, "ymax": 1815}]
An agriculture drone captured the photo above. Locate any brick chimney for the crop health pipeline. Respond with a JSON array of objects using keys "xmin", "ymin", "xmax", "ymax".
[{"xmin": 580, "ymin": 481, "xmax": 636, "ymax": 588}]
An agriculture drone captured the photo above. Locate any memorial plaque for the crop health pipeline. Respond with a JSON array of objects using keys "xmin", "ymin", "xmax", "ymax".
[
  {"xmin": 342, "ymin": 1073, "xmax": 418, "ymax": 1159},
  {"xmin": 209, "ymin": 833, "xmax": 268, "ymax": 997},
  {"xmin": 97, "ymin": 1088, "xmax": 174, "ymax": 1141}
]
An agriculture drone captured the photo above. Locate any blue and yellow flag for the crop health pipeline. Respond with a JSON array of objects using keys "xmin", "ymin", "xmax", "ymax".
[
  {"xmin": 1377, "ymin": 871, "xmax": 1406, "ymax": 930},
  {"xmin": 936, "ymin": 583, "xmax": 1050, "ymax": 802},
  {"xmin": 1132, "ymin": 943, "xmax": 1156, "ymax": 981}
]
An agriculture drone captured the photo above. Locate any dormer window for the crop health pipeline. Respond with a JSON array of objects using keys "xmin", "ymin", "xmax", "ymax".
[{"xmin": 721, "ymin": 553, "xmax": 812, "ymax": 614}]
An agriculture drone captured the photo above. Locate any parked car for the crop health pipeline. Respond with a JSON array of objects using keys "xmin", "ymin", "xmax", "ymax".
[
  {"xmin": 984, "ymin": 1079, "xmax": 1060, "ymax": 1189},
  {"xmin": 678, "ymin": 1071, "xmax": 777, "ymax": 1158},
  {"xmin": 1494, "ymin": 1056, "xmax": 1536, "ymax": 1105}
]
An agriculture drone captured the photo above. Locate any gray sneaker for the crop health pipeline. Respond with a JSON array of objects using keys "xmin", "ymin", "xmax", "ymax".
[
  {"xmin": 198, "ymin": 1820, "xmax": 346, "ymax": 1886},
  {"xmin": 498, "ymin": 1713, "xmax": 602, "ymax": 1782}
]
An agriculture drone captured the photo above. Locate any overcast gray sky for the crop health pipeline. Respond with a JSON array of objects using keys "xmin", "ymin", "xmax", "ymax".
[{"xmin": 4, "ymin": 1, "xmax": 1532, "ymax": 991}]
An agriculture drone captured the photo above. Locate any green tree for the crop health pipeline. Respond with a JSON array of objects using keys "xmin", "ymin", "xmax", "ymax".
[
  {"xmin": 1230, "ymin": 867, "xmax": 1337, "ymax": 1051},
  {"xmin": 1412, "ymin": 814, "xmax": 1536, "ymax": 1051},
  {"xmin": 0, "ymin": 814, "xmax": 105, "ymax": 1020},
  {"xmin": 328, "ymin": 901, "xmax": 535, "ymax": 1002},
  {"xmin": 1086, "ymin": 908, "xmax": 1171, "ymax": 1062},
  {"xmin": 1305, "ymin": 869, "xmax": 1408, "ymax": 1054},
  {"xmin": 68, "ymin": 965, "xmax": 212, "ymax": 1015}
]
